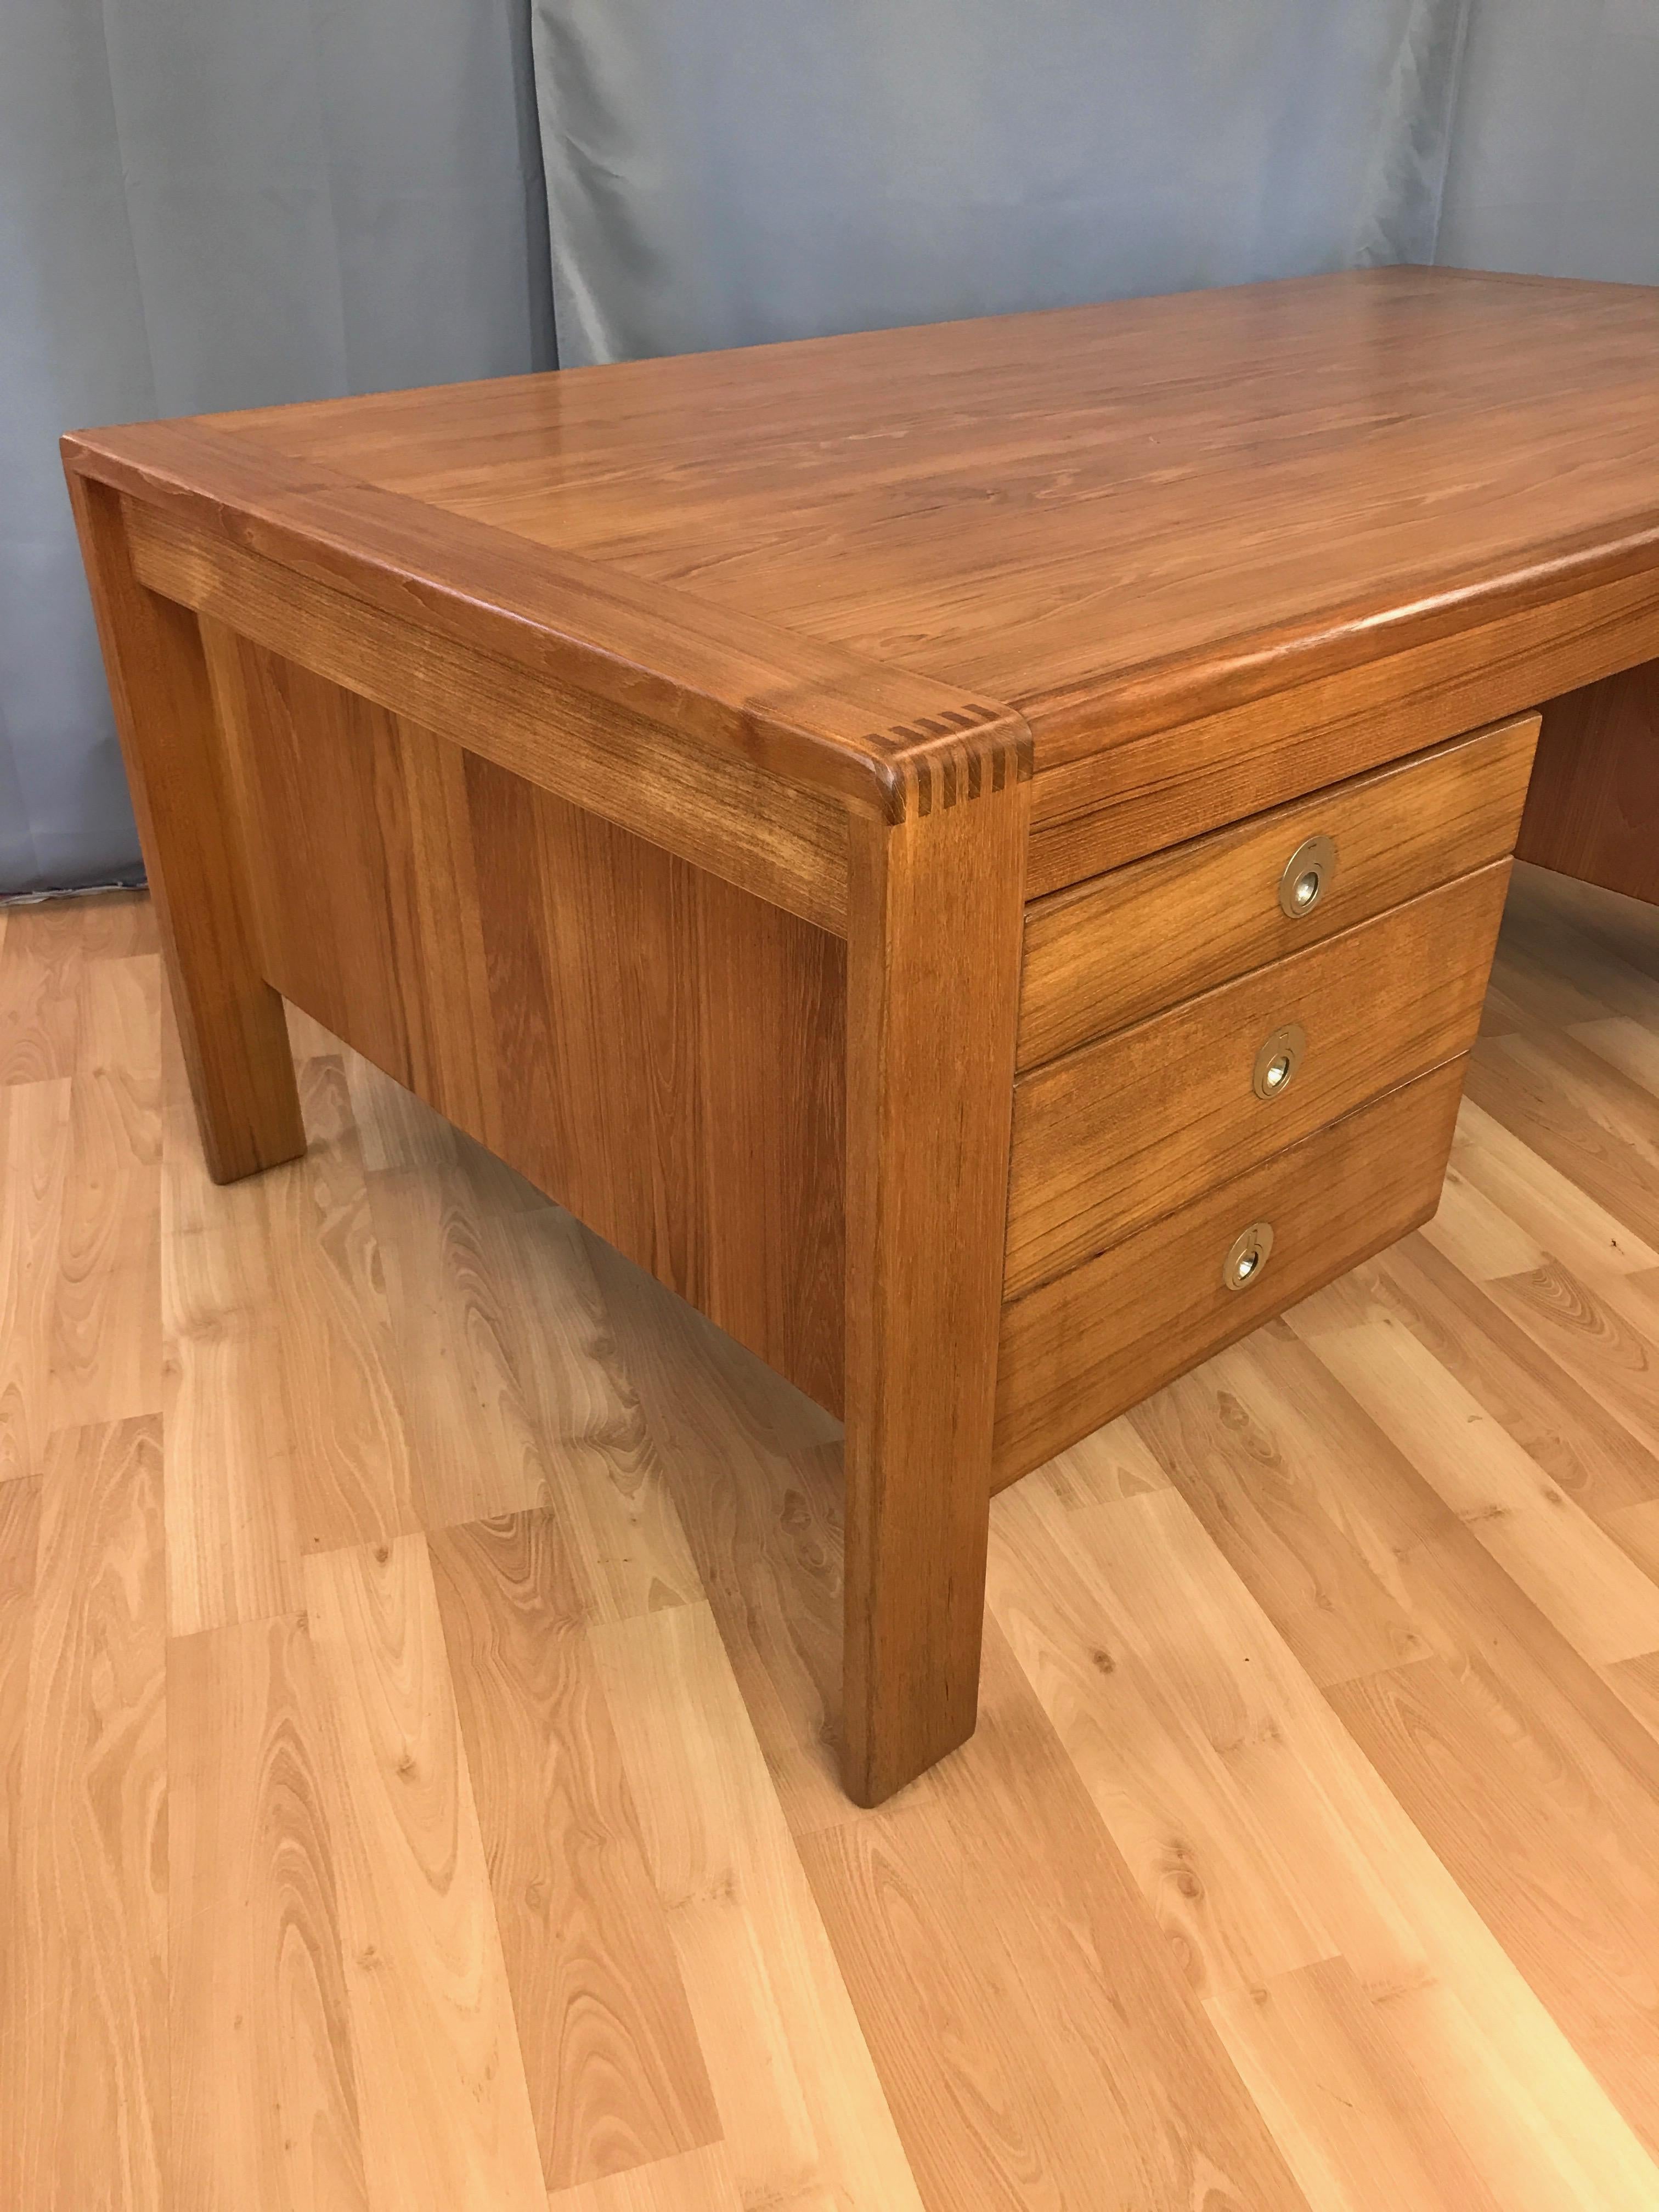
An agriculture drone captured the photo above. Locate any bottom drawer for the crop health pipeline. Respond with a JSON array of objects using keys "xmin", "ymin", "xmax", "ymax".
[{"xmin": 991, "ymin": 1056, "xmax": 1466, "ymax": 1488}]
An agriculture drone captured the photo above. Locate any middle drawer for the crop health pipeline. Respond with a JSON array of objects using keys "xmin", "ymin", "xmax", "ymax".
[{"xmin": 1003, "ymin": 857, "xmax": 1509, "ymax": 1297}]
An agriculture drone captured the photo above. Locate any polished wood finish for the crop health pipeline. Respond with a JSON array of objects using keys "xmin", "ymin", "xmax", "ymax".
[
  {"xmin": 1007, "ymin": 863, "xmax": 1510, "ymax": 1296},
  {"xmin": 841, "ymin": 747, "xmax": 1028, "ymax": 1805},
  {"xmin": 70, "ymin": 270, "xmax": 1659, "ymax": 880},
  {"xmin": 7, "ymin": 875, "xmax": 1659, "ymax": 2211},
  {"xmin": 201, "ymin": 636, "xmax": 846, "ymax": 1412},
  {"xmin": 995, "ymin": 1059, "xmax": 1466, "ymax": 1482},
  {"xmin": 1028, "ymin": 561, "xmax": 1659, "ymax": 889},
  {"xmin": 206, "ymin": 272, "xmax": 1659, "ymax": 781},
  {"xmin": 70, "ymin": 421, "xmax": 1027, "ymax": 831},
  {"xmin": 62, "ymin": 267, "xmax": 1659, "ymax": 1802},
  {"xmin": 1516, "ymin": 661, "xmax": 1659, "ymax": 905},
  {"xmin": 64, "ymin": 477, "xmax": 303, "ymax": 1183},
  {"xmin": 133, "ymin": 499, "xmax": 854, "ymax": 937},
  {"xmin": 1020, "ymin": 716, "xmax": 1539, "ymax": 1069}
]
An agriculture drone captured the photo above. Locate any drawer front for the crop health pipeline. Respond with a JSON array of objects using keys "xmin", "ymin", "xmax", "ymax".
[
  {"xmin": 992, "ymin": 1058, "xmax": 1466, "ymax": 1487},
  {"xmin": 1018, "ymin": 714, "xmax": 1538, "ymax": 1070},
  {"xmin": 1005, "ymin": 860, "xmax": 1508, "ymax": 1297}
]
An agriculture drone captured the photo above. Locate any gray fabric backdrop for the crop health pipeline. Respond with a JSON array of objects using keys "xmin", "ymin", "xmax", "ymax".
[
  {"xmin": 5, "ymin": 0, "xmax": 1658, "ymax": 892},
  {"xmin": 1, "ymin": 0, "xmax": 553, "ymax": 894}
]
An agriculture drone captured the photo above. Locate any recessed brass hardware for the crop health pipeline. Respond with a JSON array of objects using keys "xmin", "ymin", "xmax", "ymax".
[
  {"xmin": 1222, "ymin": 1220, "xmax": 1275, "ymax": 1291},
  {"xmin": 1279, "ymin": 833, "xmax": 1337, "ymax": 919},
  {"xmin": 1251, "ymin": 1020, "xmax": 1306, "ymax": 1100}
]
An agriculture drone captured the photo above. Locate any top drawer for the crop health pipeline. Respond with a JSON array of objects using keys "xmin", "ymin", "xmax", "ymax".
[{"xmin": 1017, "ymin": 713, "xmax": 1539, "ymax": 1070}]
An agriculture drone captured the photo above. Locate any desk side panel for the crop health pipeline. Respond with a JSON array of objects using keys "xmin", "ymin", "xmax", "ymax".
[
  {"xmin": 1515, "ymin": 660, "xmax": 1659, "ymax": 905},
  {"xmin": 212, "ymin": 633, "xmax": 847, "ymax": 1414}
]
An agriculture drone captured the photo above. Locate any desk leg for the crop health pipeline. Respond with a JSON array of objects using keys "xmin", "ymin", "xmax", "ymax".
[
  {"xmin": 67, "ymin": 476, "xmax": 303, "ymax": 1182},
  {"xmin": 1516, "ymin": 661, "xmax": 1659, "ymax": 905},
  {"xmin": 842, "ymin": 761, "xmax": 1029, "ymax": 1805}
]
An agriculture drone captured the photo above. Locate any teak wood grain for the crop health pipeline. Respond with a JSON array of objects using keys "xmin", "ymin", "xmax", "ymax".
[
  {"xmin": 1025, "ymin": 560, "xmax": 1659, "ymax": 887},
  {"xmin": 994, "ymin": 1058, "xmax": 1467, "ymax": 1482},
  {"xmin": 131, "ymin": 499, "xmax": 855, "ymax": 938},
  {"xmin": 210, "ymin": 639, "xmax": 846, "ymax": 1415},
  {"xmin": 1516, "ymin": 662, "xmax": 1659, "ymax": 905},
  {"xmin": 841, "ymin": 750, "xmax": 1029, "ymax": 1804},
  {"xmin": 66, "ymin": 269, "xmax": 1659, "ymax": 878},
  {"xmin": 65, "ymin": 478, "xmax": 303, "ymax": 1184},
  {"xmin": 61, "ymin": 266, "xmax": 1659, "ymax": 1803},
  {"xmin": 199, "ymin": 270, "xmax": 1659, "ymax": 761},
  {"xmin": 1019, "ymin": 716, "xmax": 1539, "ymax": 1069},
  {"xmin": 70, "ymin": 419, "xmax": 1029, "ymax": 831},
  {"xmin": 1006, "ymin": 862, "xmax": 1511, "ymax": 1297}
]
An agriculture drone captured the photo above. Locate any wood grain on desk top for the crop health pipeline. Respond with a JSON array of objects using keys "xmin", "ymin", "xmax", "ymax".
[{"xmin": 66, "ymin": 267, "xmax": 1659, "ymax": 807}]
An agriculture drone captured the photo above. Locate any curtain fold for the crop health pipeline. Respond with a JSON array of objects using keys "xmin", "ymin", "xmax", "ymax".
[
  {"xmin": 532, "ymin": 0, "xmax": 1477, "ymax": 369},
  {"xmin": 0, "ymin": 0, "xmax": 554, "ymax": 895},
  {"xmin": 1437, "ymin": 0, "xmax": 1659, "ymax": 284},
  {"xmin": 531, "ymin": 0, "xmax": 1659, "ymax": 371}
]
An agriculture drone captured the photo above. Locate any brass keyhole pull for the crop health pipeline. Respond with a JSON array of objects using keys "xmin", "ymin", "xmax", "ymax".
[
  {"xmin": 1279, "ymin": 833, "xmax": 1337, "ymax": 919},
  {"xmin": 1252, "ymin": 1021, "xmax": 1306, "ymax": 1101},
  {"xmin": 1223, "ymin": 1221, "xmax": 1275, "ymax": 1292}
]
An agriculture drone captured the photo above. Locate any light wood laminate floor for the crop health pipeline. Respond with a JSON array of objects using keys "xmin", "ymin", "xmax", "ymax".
[{"xmin": 4, "ymin": 861, "xmax": 1659, "ymax": 2212}]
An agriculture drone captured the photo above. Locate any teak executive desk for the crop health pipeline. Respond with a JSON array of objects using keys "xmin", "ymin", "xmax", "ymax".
[{"xmin": 66, "ymin": 267, "xmax": 1659, "ymax": 1803}]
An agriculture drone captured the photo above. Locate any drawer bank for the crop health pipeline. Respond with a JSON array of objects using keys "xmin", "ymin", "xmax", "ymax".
[{"xmin": 65, "ymin": 268, "xmax": 1659, "ymax": 1802}]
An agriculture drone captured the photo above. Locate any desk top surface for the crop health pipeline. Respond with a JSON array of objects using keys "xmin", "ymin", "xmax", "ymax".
[{"xmin": 68, "ymin": 267, "xmax": 1659, "ymax": 794}]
